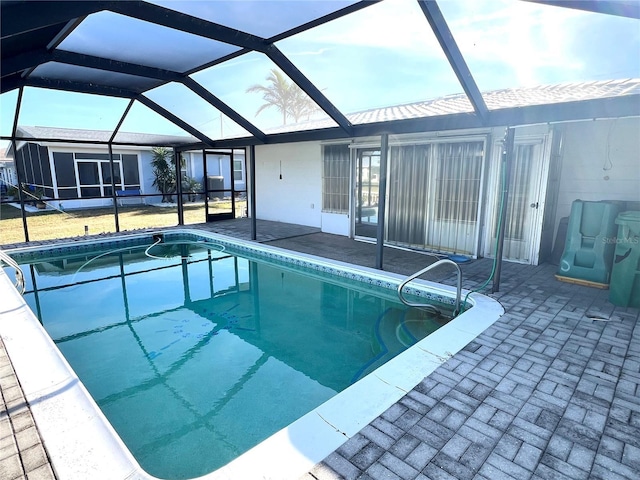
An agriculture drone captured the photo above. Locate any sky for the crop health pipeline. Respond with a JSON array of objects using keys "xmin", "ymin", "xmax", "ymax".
[{"xmin": 1, "ymin": 0, "xmax": 639, "ymax": 150}]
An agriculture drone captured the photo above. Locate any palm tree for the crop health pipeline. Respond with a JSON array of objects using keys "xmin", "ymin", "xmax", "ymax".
[
  {"xmin": 246, "ymin": 69, "xmax": 318, "ymax": 125},
  {"xmin": 289, "ymin": 85, "xmax": 318, "ymax": 123},
  {"xmin": 181, "ymin": 176, "xmax": 202, "ymax": 202},
  {"xmin": 151, "ymin": 147, "xmax": 183, "ymax": 203}
]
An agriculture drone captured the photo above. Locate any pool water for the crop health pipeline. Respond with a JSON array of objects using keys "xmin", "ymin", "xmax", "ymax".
[{"xmin": 13, "ymin": 239, "xmax": 451, "ymax": 479}]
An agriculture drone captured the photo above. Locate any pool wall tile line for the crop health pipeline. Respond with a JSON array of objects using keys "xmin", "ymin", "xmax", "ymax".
[
  {"xmin": 5, "ymin": 229, "xmax": 461, "ymax": 309},
  {"xmin": 1, "ymin": 230, "xmax": 503, "ymax": 480}
]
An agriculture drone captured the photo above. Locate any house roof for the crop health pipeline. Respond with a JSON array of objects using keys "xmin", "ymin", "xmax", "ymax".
[
  {"xmin": 2, "ymin": 1, "xmax": 639, "ymax": 148},
  {"xmin": 268, "ymin": 78, "xmax": 640, "ymax": 133},
  {"xmin": 16, "ymin": 126, "xmax": 197, "ymax": 147}
]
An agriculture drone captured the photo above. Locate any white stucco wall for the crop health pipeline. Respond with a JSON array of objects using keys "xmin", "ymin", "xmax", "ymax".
[
  {"xmin": 255, "ymin": 142, "xmax": 322, "ymax": 227},
  {"xmin": 321, "ymin": 212, "xmax": 350, "ymax": 236},
  {"xmin": 555, "ymin": 117, "xmax": 640, "ymax": 222}
]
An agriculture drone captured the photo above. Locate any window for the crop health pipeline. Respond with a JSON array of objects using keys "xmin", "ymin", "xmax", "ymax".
[
  {"xmin": 100, "ymin": 161, "xmax": 122, "ymax": 197},
  {"xmin": 52, "ymin": 151, "xmax": 140, "ymax": 199},
  {"xmin": 53, "ymin": 152, "xmax": 78, "ymax": 199},
  {"xmin": 433, "ymin": 142, "xmax": 484, "ymax": 222},
  {"xmin": 77, "ymin": 162, "xmax": 99, "ymax": 185},
  {"xmin": 322, "ymin": 144, "xmax": 350, "ymax": 213},
  {"xmin": 53, "ymin": 153, "xmax": 76, "ymax": 186},
  {"xmin": 233, "ymin": 159, "xmax": 244, "ymax": 182},
  {"xmin": 78, "ymin": 160, "xmax": 121, "ymax": 198},
  {"xmin": 386, "ymin": 139, "xmax": 485, "ymax": 254},
  {"xmin": 122, "ymin": 154, "xmax": 140, "ymax": 186},
  {"xmin": 77, "ymin": 161, "xmax": 101, "ymax": 199}
]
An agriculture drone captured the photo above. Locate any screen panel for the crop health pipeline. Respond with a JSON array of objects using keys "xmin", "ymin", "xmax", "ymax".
[
  {"xmin": 277, "ymin": 0, "xmax": 469, "ymax": 121},
  {"xmin": 115, "ymin": 100, "xmax": 196, "ymax": 141},
  {"xmin": 144, "ymin": 82, "xmax": 252, "ymax": 140},
  {"xmin": 0, "ymin": 90, "xmax": 19, "ymax": 138},
  {"xmin": 59, "ymin": 11, "xmax": 240, "ymax": 73},
  {"xmin": 18, "ymin": 88, "xmax": 129, "ymax": 139},
  {"xmin": 148, "ymin": 0, "xmax": 361, "ymax": 38},
  {"xmin": 191, "ymin": 52, "xmax": 338, "ymax": 134}
]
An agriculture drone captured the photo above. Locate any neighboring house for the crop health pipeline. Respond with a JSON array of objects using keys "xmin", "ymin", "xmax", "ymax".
[
  {"xmin": 8, "ymin": 126, "xmax": 246, "ymax": 209},
  {"xmin": 182, "ymin": 150, "xmax": 247, "ymax": 196},
  {"xmin": 0, "ymin": 146, "xmax": 17, "ymax": 196},
  {"xmin": 252, "ymin": 80, "xmax": 640, "ymax": 266}
]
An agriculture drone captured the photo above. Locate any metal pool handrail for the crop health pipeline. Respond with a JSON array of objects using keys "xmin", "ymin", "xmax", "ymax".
[
  {"xmin": 397, "ymin": 259, "xmax": 462, "ymax": 316},
  {"xmin": 0, "ymin": 250, "xmax": 25, "ymax": 295}
]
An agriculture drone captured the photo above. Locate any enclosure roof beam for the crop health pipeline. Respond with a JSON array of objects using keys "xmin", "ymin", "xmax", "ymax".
[
  {"xmin": 417, "ymin": 0, "xmax": 489, "ymax": 122},
  {"xmin": 183, "ymin": 78, "xmax": 267, "ymax": 143},
  {"xmin": 108, "ymin": 1, "xmax": 269, "ymax": 52},
  {"xmin": 47, "ymin": 17, "xmax": 85, "ymax": 51},
  {"xmin": 0, "ymin": 1, "xmax": 112, "ymax": 39},
  {"xmin": 0, "ymin": 73, "xmax": 25, "ymax": 94},
  {"xmin": 136, "ymin": 95, "xmax": 216, "ymax": 147},
  {"xmin": 25, "ymin": 77, "xmax": 139, "ymax": 98},
  {"xmin": 266, "ymin": 45, "xmax": 354, "ymax": 136},
  {"xmin": 1, "ymin": 48, "xmax": 51, "ymax": 79},
  {"xmin": 2, "ymin": 48, "xmax": 185, "ymax": 83},
  {"xmin": 51, "ymin": 50, "xmax": 184, "ymax": 82},
  {"xmin": 109, "ymin": 99, "xmax": 136, "ymax": 144}
]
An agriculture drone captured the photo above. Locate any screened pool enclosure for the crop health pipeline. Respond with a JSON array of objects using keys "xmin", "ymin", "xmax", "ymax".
[{"xmin": 1, "ymin": 1, "xmax": 639, "ymax": 268}]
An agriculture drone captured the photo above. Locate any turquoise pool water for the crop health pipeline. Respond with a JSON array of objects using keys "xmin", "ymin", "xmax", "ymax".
[{"xmin": 9, "ymin": 235, "xmax": 451, "ymax": 479}]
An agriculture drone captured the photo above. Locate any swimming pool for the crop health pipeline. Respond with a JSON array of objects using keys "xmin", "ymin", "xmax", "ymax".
[{"xmin": 0, "ymin": 230, "xmax": 503, "ymax": 480}]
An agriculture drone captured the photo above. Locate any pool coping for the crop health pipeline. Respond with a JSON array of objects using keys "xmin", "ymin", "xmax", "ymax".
[{"xmin": 0, "ymin": 229, "xmax": 504, "ymax": 480}]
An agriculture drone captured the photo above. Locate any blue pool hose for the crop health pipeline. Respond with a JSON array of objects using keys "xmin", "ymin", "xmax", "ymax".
[{"xmin": 71, "ymin": 238, "xmax": 225, "ymax": 283}]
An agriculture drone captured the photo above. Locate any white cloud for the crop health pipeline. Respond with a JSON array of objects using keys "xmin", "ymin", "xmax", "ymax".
[
  {"xmin": 282, "ymin": 0, "xmax": 443, "ymax": 57},
  {"xmin": 442, "ymin": 0, "xmax": 596, "ymax": 86}
]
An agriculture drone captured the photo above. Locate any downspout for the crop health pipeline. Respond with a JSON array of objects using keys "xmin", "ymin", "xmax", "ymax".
[{"xmin": 375, "ymin": 133, "xmax": 389, "ymax": 270}]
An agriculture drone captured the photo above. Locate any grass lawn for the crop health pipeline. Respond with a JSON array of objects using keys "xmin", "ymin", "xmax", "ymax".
[{"xmin": 0, "ymin": 201, "xmax": 246, "ymax": 246}]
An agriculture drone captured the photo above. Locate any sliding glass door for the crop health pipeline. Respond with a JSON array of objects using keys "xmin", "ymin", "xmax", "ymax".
[
  {"xmin": 354, "ymin": 150, "xmax": 381, "ymax": 239},
  {"xmin": 355, "ymin": 139, "xmax": 485, "ymax": 255}
]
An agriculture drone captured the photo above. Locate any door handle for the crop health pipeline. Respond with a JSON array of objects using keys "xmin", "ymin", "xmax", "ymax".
[{"xmin": 530, "ymin": 202, "xmax": 539, "ymax": 209}]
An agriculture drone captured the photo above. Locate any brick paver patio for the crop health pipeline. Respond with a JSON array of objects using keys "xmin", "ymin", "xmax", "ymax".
[{"xmin": 297, "ymin": 259, "xmax": 640, "ymax": 480}]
